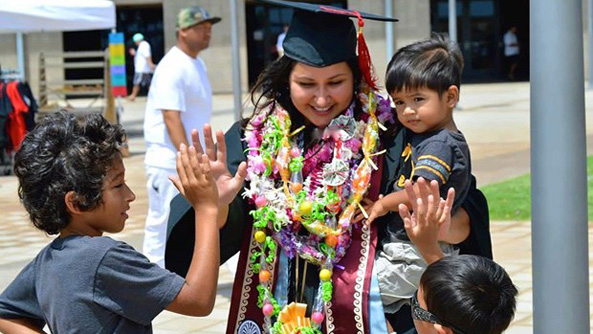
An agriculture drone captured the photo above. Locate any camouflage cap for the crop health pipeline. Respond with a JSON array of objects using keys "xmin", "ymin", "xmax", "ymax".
[{"xmin": 176, "ymin": 5, "xmax": 221, "ymax": 30}]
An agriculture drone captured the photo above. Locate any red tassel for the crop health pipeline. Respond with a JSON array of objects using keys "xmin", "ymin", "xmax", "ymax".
[
  {"xmin": 318, "ymin": 8, "xmax": 379, "ymax": 91},
  {"xmin": 353, "ymin": 12, "xmax": 378, "ymax": 91}
]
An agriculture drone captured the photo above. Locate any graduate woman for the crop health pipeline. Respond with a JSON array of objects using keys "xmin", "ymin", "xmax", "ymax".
[{"xmin": 165, "ymin": 1, "xmax": 492, "ymax": 333}]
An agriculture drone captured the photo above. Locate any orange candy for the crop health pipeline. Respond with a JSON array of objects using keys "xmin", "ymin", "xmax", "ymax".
[
  {"xmin": 290, "ymin": 182, "xmax": 303, "ymax": 193},
  {"xmin": 325, "ymin": 234, "xmax": 338, "ymax": 248},
  {"xmin": 280, "ymin": 168, "xmax": 290, "ymax": 180},
  {"xmin": 259, "ymin": 270, "xmax": 271, "ymax": 283}
]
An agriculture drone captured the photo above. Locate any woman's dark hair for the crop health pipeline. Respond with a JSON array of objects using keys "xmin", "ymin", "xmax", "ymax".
[
  {"xmin": 420, "ymin": 255, "xmax": 518, "ymax": 334},
  {"xmin": 385, "ymin": 32, "xmax": 463, "ymax": 96},
  {"xmin": 14, "ymin": 112, "xmax": 125, "ymax": 235},
  {"xmin": 246, "ymin": 56, "xmax": 362, "ymax": 133}
]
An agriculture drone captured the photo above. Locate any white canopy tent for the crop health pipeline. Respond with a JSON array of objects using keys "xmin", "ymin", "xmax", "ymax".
[{"xmin": 0, "ymin": 0, "xmax": 116, "ymax": 79}]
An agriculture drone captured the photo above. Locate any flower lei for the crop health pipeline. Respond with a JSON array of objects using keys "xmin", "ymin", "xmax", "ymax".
[{"xmin": 243, "ymin": 84, "xmax": 393, "ymax": 333}]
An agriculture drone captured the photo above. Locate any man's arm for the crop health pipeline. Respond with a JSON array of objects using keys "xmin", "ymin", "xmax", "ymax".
[
  {"xmin": 0, "ymin": 318, "xmax": 46, "ymax": 334},
  {"xmin": 146, "ymin": 56, "xmax": 155, "ymax": 71},
  {"xmin": 163, "ymin": 110, "xmax": 189, "ymax": 151}
]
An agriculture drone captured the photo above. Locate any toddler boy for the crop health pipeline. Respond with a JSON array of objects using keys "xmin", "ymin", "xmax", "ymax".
[{"xmin": 368, "ymin": 33, "xmax": 473, "ymax": 319}]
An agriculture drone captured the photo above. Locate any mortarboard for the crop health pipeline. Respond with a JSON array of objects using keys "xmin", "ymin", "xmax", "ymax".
[{"xmin": 255, "ymin": 0, "xmax": 398, "ymax": 88}]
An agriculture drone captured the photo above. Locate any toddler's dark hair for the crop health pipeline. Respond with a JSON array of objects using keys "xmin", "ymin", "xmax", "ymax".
[
  {"xmin": 420, "ymin": 255, "xmax": 518, "ymax": 334},
  {"xmin": 14, "ymin": 112, "xmax": 125, "ymax": 234},
  {"xmin": 386, "ymin": 32, "xmax": 464, "ymax": 95}
]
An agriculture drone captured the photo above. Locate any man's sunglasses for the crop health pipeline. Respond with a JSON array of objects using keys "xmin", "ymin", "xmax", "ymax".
[{"xmin": 411, "ymin": 291, "xmax": 467, "ymax": 334}]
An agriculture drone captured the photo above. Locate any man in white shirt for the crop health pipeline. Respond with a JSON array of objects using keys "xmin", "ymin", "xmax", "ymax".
[
  {"xmin": 128, "ymin": 33, "xmax": 155, "ymax": 101},
  {"xmin": 142, "ymin": 5, "xmax": 221, "ymax": 267},
  {"xmin": 276, "ymin": 24, "xmax": 289, "ymax": 58},
  {"xmin": 503, "ymin": 26, "xmax": 520, "ymax": 81}
]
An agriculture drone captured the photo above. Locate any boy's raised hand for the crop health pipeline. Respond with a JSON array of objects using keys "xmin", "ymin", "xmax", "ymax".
[
  {"xmin": 191, "ymin": 125, "xmax": 247, "ymax": 205},
  {"xmin": 399, "ymin": 177, "xmax": 454, "ymax": 264},
  {"xmin": 170, "ymin": 144, "xmax": 218, "ymax": 211}
]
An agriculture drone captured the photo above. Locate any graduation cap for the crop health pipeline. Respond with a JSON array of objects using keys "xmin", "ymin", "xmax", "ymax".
[{"xmin": 256, "ymin": 0, "xmax": 398, "ymax": 89}]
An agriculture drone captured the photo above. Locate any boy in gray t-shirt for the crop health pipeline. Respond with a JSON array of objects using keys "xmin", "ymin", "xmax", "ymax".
[
  {"xmin": 0, "ymin": 112, "xmax": 246, "ymax": 333},
  {"xmin": 364, "ymin": 33, "xmax": 473, "ymax": 331}
]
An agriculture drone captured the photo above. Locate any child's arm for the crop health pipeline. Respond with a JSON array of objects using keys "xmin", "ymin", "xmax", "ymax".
[
  {"xmin": 166, "ymin": 144, "xmax": 220, "ymax": 316},
  {"xmin": 0, "ymin": 318, "xmax": 46, "ymax": 334},
  {"xmin": 399, "ymin": 178, "xmax": 455, "ymax": 265},
  {"xmin": 365, "ymin": 186, "xmax": 412, "ymax": 225},
  {"xmin": 446, "ymin": 206, "xmax": 471, "ymax": 244}
]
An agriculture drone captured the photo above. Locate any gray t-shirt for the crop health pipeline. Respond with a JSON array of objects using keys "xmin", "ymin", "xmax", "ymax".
[{"xmin": 0, "ymin": 235, "xmax": 185, "ymax": 333}]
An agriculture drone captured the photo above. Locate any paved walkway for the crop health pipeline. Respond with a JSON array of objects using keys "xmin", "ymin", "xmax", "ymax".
[{"xmin": 1, "ymin": 81, "xmax": 593, "ymax": 333}]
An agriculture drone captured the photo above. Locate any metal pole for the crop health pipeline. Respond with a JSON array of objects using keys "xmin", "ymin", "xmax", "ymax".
[
  {"xmin": 16, "ymin": 32, "xmax": 25, "ymax": 80},
  {"xmin": 385, "ymin": 0, "xmax": 394, "ymax": 61},
  {"xmin": 531, "ymin": 0, "xmax": 589, "ymax": 332},
  {"xmin": 588, "ymin": 0, "xmax": 593, "ymax": 88},
  {"xmin": 230, "ymin": 0, "xmax": 243, "ymax": 121},
  {"xmin": 448, "ymin": 0, "xmax": 457, "ymax": 43}
]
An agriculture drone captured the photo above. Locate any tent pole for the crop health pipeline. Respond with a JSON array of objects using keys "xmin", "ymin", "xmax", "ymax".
[
  {"xmin": 16, "ymin": 32, "xmax": 25, "ymax": 80},
  {"xmin": 230, "ymin": 0, "xmax": 242, "ymax": 121}
]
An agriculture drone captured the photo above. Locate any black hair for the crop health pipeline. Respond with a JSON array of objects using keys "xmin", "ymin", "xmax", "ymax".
[
  {"xmin": 385, "ymin": 32, "xmax": 464, "ymax": 96},
  {"xmin": 420, "ymin": 255, "xmax": 518, "ymax": 334},
  {"xmin": 13, "ymin": 112, "xmax": 125, "ymax": 235},
  {"xmin": 247, "ymin": 56, "xmax": 362, "ymax": 134}
]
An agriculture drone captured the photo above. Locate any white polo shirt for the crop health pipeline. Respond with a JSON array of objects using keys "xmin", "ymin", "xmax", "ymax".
[{"xmin": 143, "ymin": 46, "xmax": 212, "ymax": 169}]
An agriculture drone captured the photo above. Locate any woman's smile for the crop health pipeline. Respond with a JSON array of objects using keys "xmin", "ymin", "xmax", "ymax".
[{"xmin": 289, "ymin": 61, "xmax": 354, "ymax": 128}]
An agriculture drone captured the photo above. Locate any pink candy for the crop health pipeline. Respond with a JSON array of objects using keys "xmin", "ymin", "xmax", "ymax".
[
  {"xmin": 255, "ymin": 196, "xmax": 267, "ymax": 208},
  {"xmin": 311, "ymin": 311, "xmax": 324, "ymax": 324},
  {"xmin": 262, "ymin": 303, "xmax": 274, "ymax": 316},
  {"xmin": 290, "ymin": 147, "xmax": 301, "ymax": 158}
]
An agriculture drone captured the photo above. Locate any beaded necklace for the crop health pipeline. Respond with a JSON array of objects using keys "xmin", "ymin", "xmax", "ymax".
[{"xmin": 243, "ymin": 86, "xmax": 393, "ymax": 333}]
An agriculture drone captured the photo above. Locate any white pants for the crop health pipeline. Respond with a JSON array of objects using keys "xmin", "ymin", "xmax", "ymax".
[{"xmin": 143, "ymin": 166, "xmax": 179, "ymax": 267}]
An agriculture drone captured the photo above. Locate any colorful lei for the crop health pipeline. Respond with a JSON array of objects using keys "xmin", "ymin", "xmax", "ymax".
[{"xmin": 242, "ymin": 84, "xmax": 393, "ymax": 333}]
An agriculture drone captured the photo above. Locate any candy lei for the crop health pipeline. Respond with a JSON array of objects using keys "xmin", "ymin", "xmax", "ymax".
[{"xmin": 243, "ymin": 87, "xmax": 393, "ymax": 333}]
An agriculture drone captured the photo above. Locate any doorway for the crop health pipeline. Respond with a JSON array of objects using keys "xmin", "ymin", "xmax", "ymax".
[
  {"xmin": 430, "ymin": 0, "xmax": 529, "ymax": 82},
  {"xmin": 116, "ymin": 5, "xmax": 164, "ymax": 96},
  {"xmin": 62, "ymin": 5, "xmax": 164, "ymax": 96},
  {"xmin": 244, "ymin": 0, "xmax": 347, "ymax": 88},
  {"xmin": 431, "ymin": 0, "xmax": 501, "ymax": 81}
]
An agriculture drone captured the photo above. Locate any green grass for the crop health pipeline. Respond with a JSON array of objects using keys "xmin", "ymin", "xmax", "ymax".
[{"xmin": 482, "ymin": 156, "xmax": 593, "ymax": 221}]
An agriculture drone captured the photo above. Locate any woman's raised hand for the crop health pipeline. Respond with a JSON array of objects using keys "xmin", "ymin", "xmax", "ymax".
[{"xmin": 191, "ymin": 124, "xmax": 247, "ymax": 205}]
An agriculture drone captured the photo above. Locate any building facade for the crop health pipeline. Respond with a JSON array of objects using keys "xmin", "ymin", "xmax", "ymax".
[{"xmin": 0, "ymin": 0, "xmax": 537, "ymax": 96}]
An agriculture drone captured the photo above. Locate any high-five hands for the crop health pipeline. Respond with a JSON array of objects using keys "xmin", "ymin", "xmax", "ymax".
[
  {"xmin": 190, "ymin": 124, "xmax": 247, "ymax": 205},
  {"xmin": 169, "ymin": 144, "xmax": 218, "ymax": 211},
  {"xmin": 398, "ymin": 177, "xmax": 455, "ymax": 264}
]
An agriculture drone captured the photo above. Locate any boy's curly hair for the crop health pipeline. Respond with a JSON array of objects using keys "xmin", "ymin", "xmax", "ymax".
[{"xmin": 14, "ymin": 112, "xmax": 125, "ymax": 235}]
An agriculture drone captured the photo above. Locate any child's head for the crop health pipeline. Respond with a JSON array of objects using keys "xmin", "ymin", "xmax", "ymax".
[
  {"xmin": 14, "ymin": 112, "xmax": 134, "ymax": 235},
  {"xmin": 385, "ymin": 33, "xmax": 463, "ymax": 133},
  {"xmin": 412, "ymin": 255, "xmax": 518, "ymax": 334}
]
